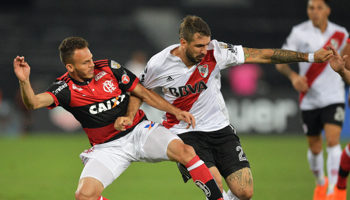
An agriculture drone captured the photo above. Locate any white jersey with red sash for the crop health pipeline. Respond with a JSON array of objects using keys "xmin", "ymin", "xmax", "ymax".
[
  {"xmin": 282, "ymin": 20, "xmax": 349, "ymax": 110},
  {"xmin": 140, "ymin": 40, "xmax": 245, "ymax": 134}
]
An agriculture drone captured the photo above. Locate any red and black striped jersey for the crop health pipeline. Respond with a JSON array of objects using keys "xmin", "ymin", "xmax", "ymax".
[{"xmin": 46, "ymin": 59, "xmax": 146, "ymax": 145}]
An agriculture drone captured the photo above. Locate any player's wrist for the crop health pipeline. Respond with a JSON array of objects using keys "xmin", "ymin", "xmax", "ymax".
[{"xmin": 308, "ymin": 53, "xmax": 315, "ymax": 63}]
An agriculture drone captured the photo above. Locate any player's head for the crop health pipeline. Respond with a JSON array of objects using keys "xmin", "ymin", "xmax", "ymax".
[
  {"xmin": 59, "ymin": 37, "xmax": 95, "ymax": 81},
  {"xmin": 307, "ymin": 0, "xmax": 331, "ymax": 28},
  {"xmin": 179, "ymin": 15, "xmax": 211, "ymax": 64}
]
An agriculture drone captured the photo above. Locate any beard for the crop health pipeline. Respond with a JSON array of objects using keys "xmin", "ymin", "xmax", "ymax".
[{"xmin": 185, "ymin": 49, "xmax": 204, "ymax": 65}]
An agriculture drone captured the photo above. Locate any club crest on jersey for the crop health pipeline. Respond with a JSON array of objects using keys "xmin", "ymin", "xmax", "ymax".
[
  {"xmin": 103, "ymin": 80, "xmax": 116, "ymax": 93},
  {"xmin": 330, "ymin": 38, "xmax": 340, "ymax": 50},
  {"xmin": 197, "ymin": 64, "xmax": 209, "ymax": 78},
  {"xmin": 121, "ymin": 74, "xmax": 130, "ymax": 84},
  {"xmin": 111, "ymin": 60, "xmax": 121, "ymax": 69}
]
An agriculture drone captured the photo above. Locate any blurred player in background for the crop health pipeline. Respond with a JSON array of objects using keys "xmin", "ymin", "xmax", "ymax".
[
  {"xmin": 139, "ymin": 15, "xmax": 333, "ymax": 200},
  {"xmin": 13, "ymin": 36, "xmax": 225, "ymax": 200},
  {"xmin": 275, "ymin": 0, "xmax": 349, "ymax": 199},
  {"xmin": 328, "ymin": 40, "xmax": 350, "ymax": 200}
]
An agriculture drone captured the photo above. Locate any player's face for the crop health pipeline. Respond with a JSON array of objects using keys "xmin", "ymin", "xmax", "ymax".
[
  {"xmin": 307, "ymin": 0, "xmax": 330, "ymax": 28},
  {"xmin": 184, "ymin": 33, "xmax": 211, "ymax": 64},
  {"xmin": 69, "ymin": 47, "xmax": 95, "ymax": 82}
]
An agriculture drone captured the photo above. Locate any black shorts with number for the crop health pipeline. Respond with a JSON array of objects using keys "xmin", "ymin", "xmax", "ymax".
[
  {"xmin": 178, "ymin": 125, "xmax": 250, "ymax": 179},
  {"xmin": 301, "ymin": 103, "xmax": 345, "ymax": 136}
]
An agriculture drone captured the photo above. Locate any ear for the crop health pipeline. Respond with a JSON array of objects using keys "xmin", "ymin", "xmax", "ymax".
[
  {"xmin": 66, "ymin": 64, "xmax": 74, "ymax": 73},
  {"xmin": 180, "ymin": 38, "xmax": 188, "ymax": 46},
  {"xmin": 326, "ymin": 6, "xmax": 331, "ymax": 17}
]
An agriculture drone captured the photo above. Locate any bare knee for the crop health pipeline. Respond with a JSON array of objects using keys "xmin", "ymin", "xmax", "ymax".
[
  {"xmin": 75, "ymin": 177, "xmax": 103, "ymax": 200},
  {"xmin": 167, "ymin": 139, "xmax": 196, "ymax": 165},
  {"xmin": 226, "ymin": 168, "xmax": 254, "ymax": 200}
]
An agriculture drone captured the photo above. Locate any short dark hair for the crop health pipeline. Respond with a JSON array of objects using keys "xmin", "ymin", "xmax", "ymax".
[
  {"xmin": 308, "ymin": 0, "xmax": 331, "ymax": 7},
  {"xmin": 58, "ymin": 36, "xmax": 89, "ymax": 65},
  {"xmin": 179, "ymin": 15, "xmax": 211, "ymax": 42}
]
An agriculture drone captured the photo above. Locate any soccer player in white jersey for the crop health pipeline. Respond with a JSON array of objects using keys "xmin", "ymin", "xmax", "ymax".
[
  {"xmin": 275, "ymin": 0, "xmax": 350, "ymax": 199},
  {"xmin": 135, "ymin": 15, "xmax": 333, "ymax": 200}
]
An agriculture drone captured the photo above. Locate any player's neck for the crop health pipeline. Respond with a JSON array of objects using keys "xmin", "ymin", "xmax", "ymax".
[
  {"xmin": 172, "ymin": 46, "xmax": 195, "ymax": 68},
  {"xmin": 314, "ymin": 20, "xmax": 328, "ymax": 33}
]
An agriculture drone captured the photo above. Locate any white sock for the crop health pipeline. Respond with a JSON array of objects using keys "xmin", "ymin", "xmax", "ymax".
[
  {"xmin": 226, "ymin": 189, "xmax": 240, "ymax": 200},
  {"xmin": 223, "ymin": 190, "xmax": 230, "ymax": 200},
  {"xmin": 327, "ymin": 144, "xmax": 342, "ymax": 194},
  {"xmin": 307, "ymin": 149, "xmax": 325, "ymax": 185}
]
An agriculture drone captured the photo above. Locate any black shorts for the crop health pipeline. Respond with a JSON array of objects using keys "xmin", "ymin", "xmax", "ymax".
[
  {"xmin": 178, "ymin": 125, "xmax": 250, "ymax": 178},
  {"xmin": 301, "ymin": 103, "xmax": 345, "ymax": 136}
]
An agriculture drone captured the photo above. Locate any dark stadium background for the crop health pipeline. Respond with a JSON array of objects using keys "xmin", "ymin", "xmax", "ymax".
[{"xmin": 0, "ymin": 0, "xmax": 349, "ymax": 135}]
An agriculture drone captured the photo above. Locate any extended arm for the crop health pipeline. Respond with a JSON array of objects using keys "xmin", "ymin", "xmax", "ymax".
[
  {"xmin": 13, "ymin": 56, "xmax": 54, "ymax": 110},
  {"xmin": 131, "ymin": 83, "xmax": 195, "ymax": 128},
  {"xmin": 341, "ymin": 43, "xmax": 350, "ymax": 70},
  {"xmin": 243, "ymin": 47, "xmax": 333, "ymax": 64}
]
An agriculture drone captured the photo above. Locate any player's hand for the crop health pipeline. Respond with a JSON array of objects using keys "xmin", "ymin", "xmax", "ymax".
[
  {"xmin": 328, "ymin": 45, "xmax": 348, "ymax": 73},
  {"xmin": 174, "ymin": 110, "xmax": 196, "ymax": 129},
  {"xmin": 13, "ymin": 56, "xmax": 31, "ymax": 82},
  {"xmin": 314, "ymin": 48, "xmax": 334, "ymax": 63},
  {"xmin": 290, "ymin": 73, "xmax": 309, "ymax": 93},
  {"xmin": 114, "ymin": 116, "xmax": 133, "ymax": 131}
]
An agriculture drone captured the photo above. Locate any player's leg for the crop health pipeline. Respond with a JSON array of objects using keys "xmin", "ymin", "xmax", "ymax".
[
  {"xmin": 141, "ymin": 123, "xmax": 223, "ymax": 200},
  {"xmin": 225, "ymin": 167, "xmax": 253, "ymax": 200},
  {"xmin": 333, "ymin": 143, "xmax": 350, "ymax": 200},
  {"xmin": 75, "ymin": 159, "xmax": 113, "ymax": 200},
  {"xmin": 324, "ymin": 123, "xmax": 342, "ymax": 195},
  {"xmin": 322, "ymin": 104, "xmax": 344, "ymax": 198},
  {"xmin": 302, "ymin": 108, "xmax": 328, "ymax": 200}
]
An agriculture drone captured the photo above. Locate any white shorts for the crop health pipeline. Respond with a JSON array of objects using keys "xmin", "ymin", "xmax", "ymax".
[{"xmin": 79, "ymin": 120, "xmax": 180, "ymax": 188}]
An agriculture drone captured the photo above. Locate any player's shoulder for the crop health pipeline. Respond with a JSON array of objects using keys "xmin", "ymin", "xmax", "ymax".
[
  {"xmin": 147, "ymin": 44, "xmax": 178, "ymax": 70},
  {"xmin": 328, "ymin": 21, "xmax": 348, "ymax": 34},
  {"xmin": 291, "ymin": 20, "xmax": 312, "ymax": 33},
  {"xmin": 56, "ymin": 72, "xmax": 71, "ymax": 84}
]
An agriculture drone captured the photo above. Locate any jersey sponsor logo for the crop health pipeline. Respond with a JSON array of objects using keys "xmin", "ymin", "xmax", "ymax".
[
  {"xmin": 121, "ymin": 74, "xmax": 130, "ymax": 84},
  {"xmin": 103, "ymin": 80, "xmax": 116, "ymax": 93},
  {"xmin": 111, "ymin": 60, "xmax": 121, "ymax": 69},
  {"xmin": 53, "ymin": 81, "xmax": 68, "ymax": 95},
  {"xmin": 197, "ymin": 64, "xmax": 209, "ymax": 78},
  {"xmin": 168, "ymin": 81, "xmax": 208, "ymax": 97},
  {"xmin": 89, "ymin": 94, "xmax": 126, "ymax": 114},
  {"xmin": 72, "ymin": 84, "xmax": 83, "ymax": 91},
  {"xmin": 95, "ymin": 71, "xmax": 107, "ymax": 81}
]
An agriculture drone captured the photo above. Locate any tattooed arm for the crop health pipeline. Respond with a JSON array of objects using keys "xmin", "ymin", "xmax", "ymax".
[{"xmin": 243, "ymin": 47, "xmax": 333, "ymax": 64}]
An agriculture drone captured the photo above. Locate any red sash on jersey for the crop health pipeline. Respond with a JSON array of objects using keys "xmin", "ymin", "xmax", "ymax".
[
  {"xmin": 299, "ymin": 31, "xmax": 346, "ymax": 103},
  {"xmin": 162, "ymin": 50, "xmax": 216, "ymax": 129}
]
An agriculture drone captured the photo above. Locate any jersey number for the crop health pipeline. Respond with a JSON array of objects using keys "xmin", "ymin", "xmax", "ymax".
[{"xmin": 236, "ymin": 146, "xmax": 247, "ymax": 161}]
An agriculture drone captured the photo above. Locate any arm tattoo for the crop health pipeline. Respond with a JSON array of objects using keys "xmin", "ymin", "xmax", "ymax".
[
  {"xmin": 271, "ymin": 49, "xmax": 306, "ymax": 63},
  {"xmin": 244, "ymin": 48, "xmax": 263, "ymax": 61}
]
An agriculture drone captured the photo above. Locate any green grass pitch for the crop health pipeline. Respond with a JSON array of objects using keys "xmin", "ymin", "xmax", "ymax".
[{"xmin": 0, "ymin": 134, "xmax": 349, "ymax": 200}]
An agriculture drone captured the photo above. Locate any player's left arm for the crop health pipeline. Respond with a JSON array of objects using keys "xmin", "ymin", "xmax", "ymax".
[
  {"xmin": 130, "ymin": 83, "xmax": 195, "ymax": 128},
  {"xmin": 243, "ymin": 47, "xmax": 333, "ymax": 64}
]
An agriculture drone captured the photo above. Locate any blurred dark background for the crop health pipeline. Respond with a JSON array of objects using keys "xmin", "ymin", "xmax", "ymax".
[{"xmin": 0, "ymin": 0, "xmax": 349, "ymax": 135}]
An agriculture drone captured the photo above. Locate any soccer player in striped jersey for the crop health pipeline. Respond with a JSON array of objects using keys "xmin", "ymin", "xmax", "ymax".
[
  {"xmin": 138, "ymin": 15, "xmax": 333, "ymax": 200},
  {"xmin": 275, "ymin": 1, "xmax": 349, "ymax": 199},
  {"xmin": 13, "ymin": 36, "xmax": 224, "ymax": 200}
]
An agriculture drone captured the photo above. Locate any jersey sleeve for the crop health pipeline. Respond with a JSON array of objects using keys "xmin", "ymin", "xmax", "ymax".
[
  {"xmin": 45, "ymin": 80, "xmax": 71, "ymax": 109},
  {"xmin": 109, "ymin": 60, "xmax": 139, "ymax": 92},
  {"xmin": 139, "ymin": 59, "xmax": 162, "ymax": 89},
  {"xmin": 281, "ymin": 27, "xmax": 300, "ymax": 51},
  {"xmin": 211, "ymin": 40, "xmax": 245, "ymax": 70}
]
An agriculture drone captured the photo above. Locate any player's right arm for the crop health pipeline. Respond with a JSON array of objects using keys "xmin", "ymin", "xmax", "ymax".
[
  {"xmin": 275, "ymin": 63, "xmax": 309, "ymax": 93},
  {"xmin": 13, "ymin": 56, "xmax": 54, "ymax": 110}
]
